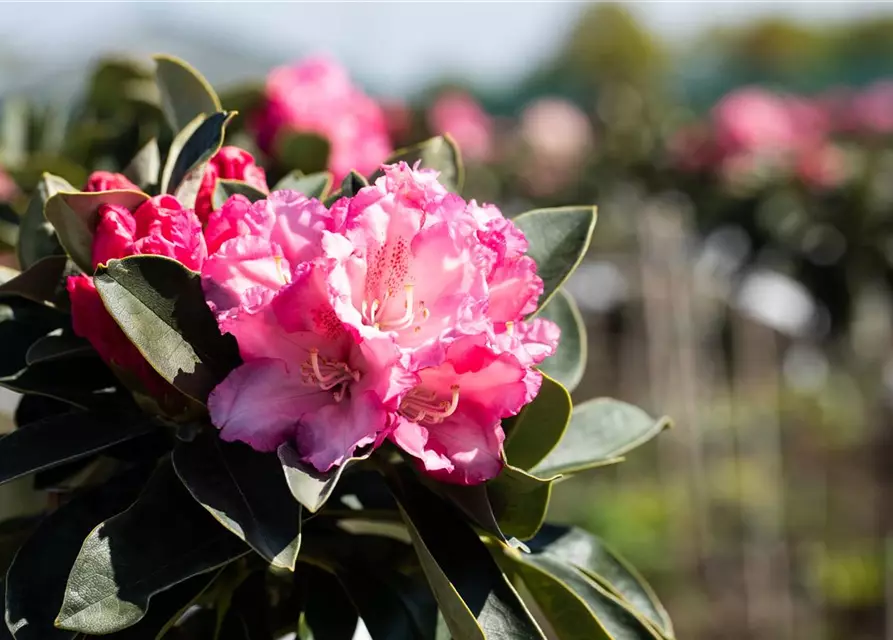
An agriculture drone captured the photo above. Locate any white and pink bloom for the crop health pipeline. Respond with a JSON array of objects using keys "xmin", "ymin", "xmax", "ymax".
[{"xmin": 202, "ymin": 163, "xmax": 559, "ymax": 484}]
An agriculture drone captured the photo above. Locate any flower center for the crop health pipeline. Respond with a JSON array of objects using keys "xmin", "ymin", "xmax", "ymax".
[
  {"xmin": 300, "ymin": 348, "xmax": 360, "ymax": 402},
  {"xmin": 361, "ymin": 284, "xmax": 430, "ymax": 333},
  {"xmin": 399, "ymin": 385, "xmax": 460, "ymax": 425}
]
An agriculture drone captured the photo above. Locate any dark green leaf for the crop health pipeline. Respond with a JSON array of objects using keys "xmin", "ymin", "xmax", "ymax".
[
  {"xmin": 487, "ymin": 465, "xmax": 554, "ymax": 541},
  {"xmin": 5, "ymin": 469, "xmax": 148, "ymax": 640},
  {"xmin": 104, "ymin": 569, "xmax": 223, "ymax": 640},
  {"xmin": 94, "ymin": 255, "xmax": 242, "ymax": 403},
  {"xmin": 153, "ymin": 55, "xmax": 221, "ymax": 134},
  {"xmin": 44, "ymin": 190, "xmax": 148, "ymax": 273},
  {"xmin": 323, "ymin": 171, "xmax": 368, "ymax": 206},
  {"xmin": 504, "ymin": 373, "xmax": 572, "ymax": 471},
  {"xmin": 212, "ymin": 179, "xmax": 268, "ymax": 211},
  {"xmin": 430, "ymin": 481, "xmax": 508, "ymax": 545},
  {"xmin": 525, "ymin": 555, "xmax": 662, "ymax": 640},
  {"xmin": 304, "ymin": 567, "xmax": 358, "ymax": 640},
  {"xmin": 0, "ymin": 410, "xmax": 158, "ymax": 486},
  {"xmin": 375, "ymin": 136, "xmax": 463, "ymax": 193},
  {"xmin": 273, "ymin": 171, "xmax": 332, "ymax": 199},
  {"xmin": 219, "ymin": 83, "xmax": 264, "ymax": 116},
  {"xmin": 278, "ymin": 444, "xmax": 370, "ymax": 514},
  {"xmin": 217, "ymin": 570, "xmax": 273, "ymax": 640},
  {"xmin": 531, "ymin": 398, "xmax": 671, "ymax": 478},
  {"xmin": 25, "ymin": 332, "xmax": 92, "ymax": 365},
  {"xmin": 173, "ymin": 431, "xmax": 302, "ymax": 570},
  {"xmin": 275, "ymin": 132, "xmax": 331, "ymax": 175},
  {"xmin": 0, "ymin": 300, "xmax": 65, "ymax": 378},
  {"xmin": 122, "ymin": 139, "xmax": 161, "ymax": 191},
  {"xmin": 0, "ymin": 356, "xmax": 120, "ymax": 409},
  {"xmin": 513, "ymin": 207, "xmax": 597, "ymax": 313},
  {"xmin": 538, "ymin": 290, "xmax": 586, "ymax": 392},
  {"xmin": 390, "ymin": 471, "xmax": 545, "ymax": 640},
  {"xmin": 55, "ymin": 459, "xmax": 249, "ymax": 634},
  {"xmin": 161, "ymin": 111, "xmax": 235, "ymax": 209},
  {"xmin": 0, "ymin": 255, "xmax": 74, "ymax": 308},
  {"xmin": 500, "ymin": 553, "xmax": 611, "ymax": 640},
  {"xmin": 527, "ymin": 525, "xmax": 673, "ymax": 637}
]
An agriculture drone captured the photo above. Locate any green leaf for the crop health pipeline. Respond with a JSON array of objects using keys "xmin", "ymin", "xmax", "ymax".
[
  {"xmin": 94, "ymin": 255, "xmax": 242, "ymax": 403},
  {"xmin": 528, "ymin": 525, "xmax": 673, "ymax": 637},
  {"xmin": 304, "ymin": 567, "xmax": 359, "ymax": 640},
  {"xmin": 212, "ymin": 179, "xmax": 268, "ymax": 211},
  {"xmin": 531, "ymin": 398, "xmax": 671, "ymax": 478},
  {"xmin": 153, "ymin": 55, "xmax": 222, "ymax": 134},
  {"xmin": 0, "ymin": 255, "xmax": 75, "ymax": 308},
  {"xmin": 0, "ymin": 356, "xmax": 120, "ymax": 409},
  {"xmin": 0, "ymin": 410, "xmax": 157, "ymax": 486},
  {"xmin": 278, "ymin": 443, "xmax": 370, "ymax": 514},
  {"xmin": 390, "ymin": 470, "xmax": 546, "ymax": 640},
  {"xmin": 5, "ymin": 468, "xmax": 149, "ymax": 640},
  {"xmin": 275, "ymin": 132, "xmax": 331, "ymax": 175},
  {"xmin": 375, "ymin": 135, "xmax": 463, "ymax": 193},
  {"xmin": 487, "ymin": 465, "xmax": 555, "ymax": 541},
  {"xmin": 513, "ymin": 207, "xmax": 597, "ymax": 313},
  {"xmin": 17, "ymin": 174, "xmax": 69, "ymax": 270},
  {"xmin": 55, "ymin": 459, "xmax": 249, "ymax": 635},
  {"xmin": 44, "ymin": 190, "xmax": 148, "ymax": 273},
  {"xmin": 25, "ymin": 332, "xmax": 92, "ymax": 365},
  {"xmin": 161, "ymin": 112, "xmax": 235, "ymax": 208},
  {"xmin": 173, "ymin": 431, "xmax": 302, "ymax": 570},
  {"xmin": 504, "ymin": 373, "xmax": 572, "ymax": 471},
  {"xmin": 121, "ymin": 138, "xmax": 161, "ymax": 191},
  {"xmin": 0, "ymin": 300, "xmax": 66, "ymax": 378},
  {"xmin": 324, "ymin": 170, "xmax": 368, "ymax": 206},
  {"xmin": 524, "ymin": 555, "xmax": 663, "ymax": 640},
  {"xmin": 273, "ymin": 171, "xmax": 332, "ymax": 199},
  {"xmin": 428, "ymin": 481, "xmax": 509, "ymax": 545},
  {"xmin": 538, "ymin": 290, "xmax": 586, "ymax": 392}
]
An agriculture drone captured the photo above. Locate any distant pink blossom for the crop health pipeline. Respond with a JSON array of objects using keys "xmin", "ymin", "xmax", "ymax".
[
  {"xmin": 203, "ymin": 163, "xmax": 558, "ymax": 484},
  {"xmin": 251, "ymin": 57, "xmax": 392, "ymax": 183},
  {"xmin": 0, "ymin": 168, "xmax": 17, "ymax": 202},
  {"xmin": 847, "ymin": 81, "xmax": 893, "ymax": 135},
  {"xmin": 795, "ymin": 143, "xmax": 847, "ymax": 190},
  {"xmin": 84, "ymin": 171, "xmax": 138, "ymax": 193},
  {"xmin": 712, "ymin": 87, "xmax": 801, "ymax": 156},
  {"xmin": 428, "ymin": 91, "xmax": 494, "ymax": 163}
]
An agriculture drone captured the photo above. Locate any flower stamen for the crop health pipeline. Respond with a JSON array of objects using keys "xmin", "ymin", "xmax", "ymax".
[{"xmin": 400, "ymin": 385, "xmax": 460, "ymax": 425}]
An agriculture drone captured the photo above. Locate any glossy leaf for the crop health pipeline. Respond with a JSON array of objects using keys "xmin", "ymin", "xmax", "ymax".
[
  {"xmin": 528, "ymin": 524, "xmax": 673, "ymax": 637},
  {"xmin": 531, "ymin": 398, "xmax": 671, "ymax": 478},
  {"xmin": 173, "ymin": 431, "xmax": 302, "ymax": 570},
  {"xmin": 274, "ymin": 171, "xmax": 332, "ymax": 199},
  {"xmin": 525, "ymin": 555, "xmax": 662, "ymax": 640},
  {"xmin": 487, "ymin": 465, "xmax": 555, "ymax": 541},
  {"xmin": 212, "ymin": 179, "xmax": 268, "ymax": 211},
  {"xmin": 94, "ymin": 255, "xmax": 242, "ymax": 403},
  {"xmin": 0, "ymin": 356, "xmax": 120, "ymax": 409},
  {"xmin": 0, "ymin": 255, "xmax": 74, "ymax": 309},
  {"xmin": 55, "ymin": 460, "xmax": 249, "ymax": 634},
  {"xmin": 504, "ymin": 373, "xmax": 572, "ymax": 471},
  {"xmin": 513, "ymin": 207, "xmax": 597, "ymax": 313},
  {"xmin": 0, "ymin": 300, "xmax": 64, "ymax": 378},
  {"xmin": 122, "ymin": 138, "xmax": 161, "ymax": 190},
  {"xmin": 0, "ymin": 410, "xmax": 157, "ymax": 486},
  {"xmin": 44, "ymin": 190, "xmax": 148, "ymax": 273},
  {"xmin": 5, "ymin": 469, "xmax": 148, "ymax": 640},
  {"xmin": 153, "ymin": 55, "xmax": 221, "ymax": 133},
  {"xmin": 391, "ymin": 471, "xmax": 545, "ymax": 640},
  {"xmin": 538, "ymin": 290, "xmax": 587, "ymax": 392},
  {"xmin": 25, "ymin": 332, "xmax": 91, "ymax": 365},
  {"xmin": 161, "ymin": 112, "xmax": 235, "ymax": 208},
  {"xmin": 375, "ymin": 135, "xmax": 463, "ymax": 193},
  {"xmin": 278, "ymin": 443, "xmax": 370, "ymax": 514},
  {"xmin": 324, "ymin": 171, "xmax": 368, "ymax": 206},
  {"xmin": 430, "ymin": 481, "xmax": 508, "ymax": 545},
  {"xmin": 276, "ymin": 132, "xmax": 331, "ymax": 175},
  {"xmin": 17, "ymin": 173, "xmax": 70, "ymax": 270}
]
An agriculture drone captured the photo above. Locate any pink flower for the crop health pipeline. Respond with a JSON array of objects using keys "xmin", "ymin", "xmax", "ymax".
[
  {"xmin": 795, "ymin": 143, "xmax": 847, "ymax": 191},
  {"xmin": 712, "ymin": 88, "xmax": 800, "ymax": 156},
  {"xmin": 203, "ymin": 163, "xmax": 559, "ymax": 484},
  {"xmin": 428, "ymin": 91, "xmax": 494, "ymax": 163},
  {"xmin": 68, "ymin": 195, "xmax": 207, "ymax": 398},
  {"xmin": 250, "ymin": 57, "xmax": 392, "ymax": 183},
  {"xmin": 0, "ymin": 167, "xmax": 19, "ymax": 202},
  {"xmin": 84, "ymin": 171, "xmax": 139, "ymax": 193},
  {"xmin": 848, "ymin": 81, "xmax": 893, "ymax": 135},
  {"xmin": 195, "ymin": 146, "xmax": 269, "ymax": 225}
]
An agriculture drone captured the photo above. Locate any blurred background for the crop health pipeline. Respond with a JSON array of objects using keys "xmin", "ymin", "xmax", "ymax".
[{"xmin": 4, "ymin": 2, "xmax": 893, "ymax": 638}]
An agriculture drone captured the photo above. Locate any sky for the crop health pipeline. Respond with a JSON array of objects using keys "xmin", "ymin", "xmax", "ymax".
[{"xmin": 1, "ymin": 2, "xmax": 892, "ymax": 98}]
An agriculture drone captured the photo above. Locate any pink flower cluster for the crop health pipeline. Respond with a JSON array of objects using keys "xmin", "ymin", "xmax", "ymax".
[
  {"xmin": 203, "ymin": 163, "xmax": 559, "ymax": 484},
  {"xmin": 251, "ymin": 57, "xmax": 393, "ymax": 184},
  {"xmin": 427, "ymin": 91, "xmax": 495, "ymax": 163},
  {"xmin": 67, "ymin": 146, "xmax": 266, "ymax": 399},
  {"xmin": 670, "ymin": 86, "xmax": 854, "ymax": 190}
]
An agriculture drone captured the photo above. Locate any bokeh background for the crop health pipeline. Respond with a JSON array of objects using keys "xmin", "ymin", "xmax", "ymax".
[{"xmin": 4, "ymin": 2, "xmax": 893, "ymax": 638}]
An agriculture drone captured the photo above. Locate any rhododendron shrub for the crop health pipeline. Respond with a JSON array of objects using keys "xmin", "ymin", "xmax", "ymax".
[{"xmin": 0, "ymin": 55, "xmax": 673, "ymax": 640}]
